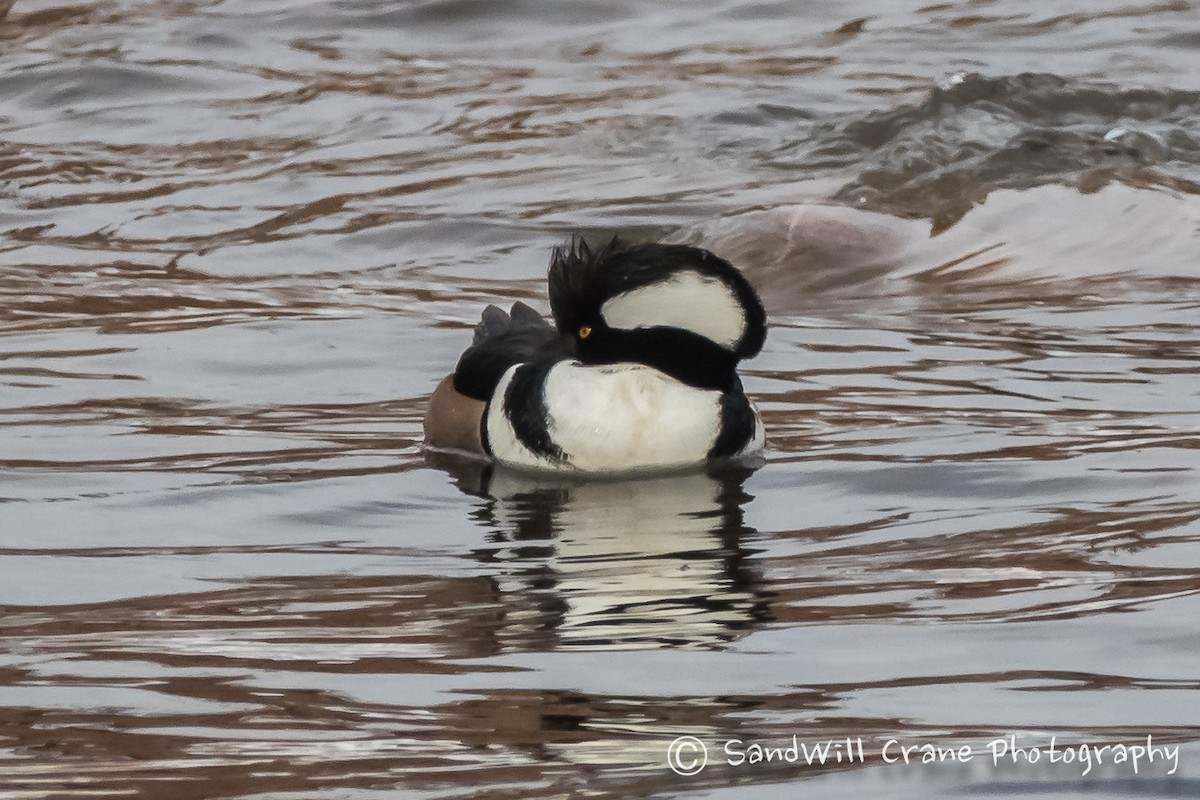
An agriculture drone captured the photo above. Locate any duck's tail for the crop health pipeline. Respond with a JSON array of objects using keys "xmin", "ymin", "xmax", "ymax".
[{"xmin": 453, "ymin": 302, "xmax": 572, "ymax": 401}]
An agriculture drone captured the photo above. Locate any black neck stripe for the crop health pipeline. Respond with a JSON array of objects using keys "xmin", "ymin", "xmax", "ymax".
[
  {"xmin": 502, "ymin": 361, "xmax": 568, "ymax": 463},
  {"xmin": 708, "ymin": 387, "xmax": 756, "ymax": 459}
]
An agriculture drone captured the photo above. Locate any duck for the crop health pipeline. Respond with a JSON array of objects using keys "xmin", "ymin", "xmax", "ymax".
[{"xmin": 423, "ymin": 237, "xmax": 767, "ymax": 473}]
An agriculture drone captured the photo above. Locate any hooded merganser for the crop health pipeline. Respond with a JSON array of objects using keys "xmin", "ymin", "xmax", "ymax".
[{"xmin": 424, "ymin": 238, "xmax": 767, "ymax": 473}]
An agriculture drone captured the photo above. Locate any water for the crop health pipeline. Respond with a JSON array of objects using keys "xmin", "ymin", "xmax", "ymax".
[{"xmin": 3, "ymin": 1, "xmax": 1200, "ymax": 797}]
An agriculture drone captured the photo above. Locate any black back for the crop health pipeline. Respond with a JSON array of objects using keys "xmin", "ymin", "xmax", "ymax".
[{"xmin": 452, "ymin": 302, "xmax": 572, "ymax": 401}]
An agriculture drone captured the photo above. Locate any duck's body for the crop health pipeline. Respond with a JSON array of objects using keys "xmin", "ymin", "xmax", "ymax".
[
  {"xmin": 424, "ymin": 239, "xmax": 767, "ymax": 474},
  {"xmin": 484, "ymin": 359, "xmax": 763, "ymax": 472}
]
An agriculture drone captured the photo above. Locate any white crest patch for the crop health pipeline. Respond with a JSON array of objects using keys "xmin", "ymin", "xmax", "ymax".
[{"xmin": 600, "ymin": 271, "xmax": 745, "ymax": 349}]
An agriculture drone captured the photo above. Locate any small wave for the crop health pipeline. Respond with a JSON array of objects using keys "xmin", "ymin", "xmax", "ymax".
[{"xmin": 778, "ymin": 72, "xmax": 1200, "ymax": 229}]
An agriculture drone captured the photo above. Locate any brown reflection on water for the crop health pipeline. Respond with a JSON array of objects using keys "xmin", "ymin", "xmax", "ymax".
[
  {"xmin": 0, "ymin": 396, "xmax": 423, "ymax": 481},
  {"xmin": 0, "ymin": 465, "xmax": 767, "ymax": 799},
  {"xmin": 4, "ymin": 0, "xmax": 1200, "ymax": 798},
  {"xmin": 765, "ymin": 498, "xmax": 1200, "ymax": 625}
]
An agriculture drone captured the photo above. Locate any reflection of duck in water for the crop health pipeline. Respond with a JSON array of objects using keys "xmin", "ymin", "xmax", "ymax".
[
  {"xmin": 424, "ymin": 238, "xmax": 768, "ymax": 472},
  {"xmin": 429, "ymin": 451, "xmax": 771, "ymax": 650}
]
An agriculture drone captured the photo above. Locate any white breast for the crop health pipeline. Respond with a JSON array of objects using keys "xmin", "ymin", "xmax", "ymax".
[{"xmin": 486, "ymin": 361, "xmax": 761, "ymax": 473}]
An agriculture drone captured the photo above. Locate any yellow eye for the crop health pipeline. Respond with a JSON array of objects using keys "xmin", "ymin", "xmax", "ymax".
[{"xmin": 578, "ymin": 325, "xmax": 592, "ymax": 339}]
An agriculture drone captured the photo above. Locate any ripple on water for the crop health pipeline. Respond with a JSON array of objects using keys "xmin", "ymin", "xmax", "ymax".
[{"xmin": 3, "ymin": 0, "xmax": 1200, "ymax": 798}]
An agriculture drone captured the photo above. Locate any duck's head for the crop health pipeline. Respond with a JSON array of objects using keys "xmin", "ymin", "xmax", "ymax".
[{"xmin": 548, "ymin": 238, "xmax": 766, "ymax": 391}]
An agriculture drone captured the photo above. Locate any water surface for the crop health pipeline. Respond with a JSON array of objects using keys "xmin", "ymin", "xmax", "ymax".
[{"xmin": 3, "ymin": 1, "xmax": 1200, "ymax": 797}]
